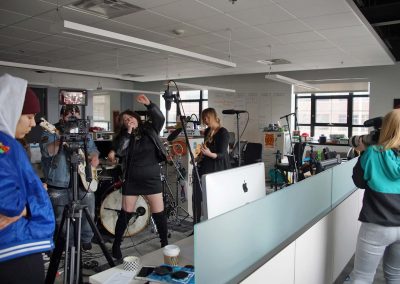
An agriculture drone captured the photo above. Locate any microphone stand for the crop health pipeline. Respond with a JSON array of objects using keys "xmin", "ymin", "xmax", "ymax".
[
  {"xmin": 281, "ymin": 113, "xmax": 297, "ymax": 183},
  {"xmin": 167, "ymin": 80, "xmax": 202, "ymax": 225},
  {"xmin": 235, "ymin": 112, "xmax": 241, "ymax": 167}
]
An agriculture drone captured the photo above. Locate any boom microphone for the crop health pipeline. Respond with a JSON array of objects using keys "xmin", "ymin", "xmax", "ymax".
[
  {"xmin": 222, "ymin": 109, "xmax": 247, "ymax": 115},
  {"xmin": 163, "ymin": 85, "xmax": 174, "ymax": 111},
  {"xmin": 279, "ymin": 113, "xmax": 295, "ymax": 119}
]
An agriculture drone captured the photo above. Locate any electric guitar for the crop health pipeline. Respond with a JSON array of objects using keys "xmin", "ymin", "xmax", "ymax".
[
  {"xmin": 39, "ymin": 118, "xmax": 98, "ymax": 192},
  {"xmin": 194, "ymin": 128, "xmax": 217, "ymax": 164}
]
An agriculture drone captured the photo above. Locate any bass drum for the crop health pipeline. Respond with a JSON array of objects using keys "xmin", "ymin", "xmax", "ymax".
[{"xmin": 100, "ymin": 190, "xmax": 150, "ymax": 237}]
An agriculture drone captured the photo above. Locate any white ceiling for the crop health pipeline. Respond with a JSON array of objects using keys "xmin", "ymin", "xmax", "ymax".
[{"xmin": 0, "ymin": 0, "xmax": 395, "ymax": 82}]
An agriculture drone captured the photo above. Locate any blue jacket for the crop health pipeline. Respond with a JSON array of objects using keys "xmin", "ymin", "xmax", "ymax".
[
  {"xmin": 0, "ymin": 132, "xmax": 55, "ymax": 262},
  {"xmin": 353, "ymin": 146, "xmax": 400, "ymax": 226},
  {"xmin": 40, "ymin": 124, "xmax": 99, "ymax": 188}
]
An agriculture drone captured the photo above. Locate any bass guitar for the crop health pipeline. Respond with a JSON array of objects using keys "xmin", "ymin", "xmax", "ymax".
[{"xmin": 39, "ymin": 118, "xmax": 98, "ymax": 192}]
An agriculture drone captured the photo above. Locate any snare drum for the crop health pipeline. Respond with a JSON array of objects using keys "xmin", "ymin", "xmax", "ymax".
[{"xmin": 100, "ymin": 190, "xmax": 150, "ymax": 236}]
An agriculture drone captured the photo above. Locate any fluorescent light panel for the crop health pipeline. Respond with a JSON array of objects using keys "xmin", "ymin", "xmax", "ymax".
[
  {"xmin": 0, "ymin": 60, "xmax": 137, "ymax": 81},
  {"xmin": 265, "ymin": 74, "xmax": 319, "ymax": 90},
  {"xmin": 62, "ymin": 21, "xmax": 236, "ymax": 69},
  {"xmin": 92, "ymin": 87, "xmax": 159, "ymax": 95},
  {"xmin": 172, "ymin": 82, "xmax": 236, "ymax": 93}
]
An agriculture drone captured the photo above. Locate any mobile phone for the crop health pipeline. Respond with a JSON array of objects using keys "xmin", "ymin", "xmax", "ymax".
[{"xmin": 135, "ymin": 266, "xmax": 155, "ymax": 280}]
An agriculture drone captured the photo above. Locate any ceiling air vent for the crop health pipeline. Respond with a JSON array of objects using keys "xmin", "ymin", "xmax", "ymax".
[
  {"xmin": 121, "ymin": 73, "xmax": 143, "ymax": 78},
  {"xmin": 69, "ymin": 0, "xmax": 144, "ymax": 19},
  {"xmin": 257, "ymin": 58, "xmax": 291, "ymax": 66}
]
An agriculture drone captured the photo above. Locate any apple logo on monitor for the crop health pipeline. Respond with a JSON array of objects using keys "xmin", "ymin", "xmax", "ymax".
[{"xmin": 242, "ymin": 180, "xmax": 248, "ymax": 193}]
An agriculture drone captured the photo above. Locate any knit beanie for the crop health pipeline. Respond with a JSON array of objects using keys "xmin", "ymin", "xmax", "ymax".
[{"xmin": 22, "ymin": 88, "xmax": 40, "ymax": 114}]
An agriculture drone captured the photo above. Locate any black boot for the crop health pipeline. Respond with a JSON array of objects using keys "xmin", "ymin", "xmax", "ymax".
[
  {"xmin": 112, "ymin": 210, "xmax": 134, "ymax": 259},
  {"xmin": 152, "ymin": 211, "xmax": 168, "ymax": 247}
]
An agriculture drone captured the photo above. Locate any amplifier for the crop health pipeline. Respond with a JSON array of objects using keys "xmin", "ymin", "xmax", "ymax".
[{"xmin": 92, "ymin": 131, "xmax": 114, "ymax": 141}]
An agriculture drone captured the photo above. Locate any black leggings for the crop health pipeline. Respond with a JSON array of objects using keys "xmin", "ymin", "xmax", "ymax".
[{"xmin": 0, "ymin": 253, "xmax": 45, "ymax": 284}]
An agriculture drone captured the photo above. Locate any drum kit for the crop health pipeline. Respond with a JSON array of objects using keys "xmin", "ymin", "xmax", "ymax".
[{"xmin": 94, "ymin": 137, "xmax": 190, "ymax": 237}]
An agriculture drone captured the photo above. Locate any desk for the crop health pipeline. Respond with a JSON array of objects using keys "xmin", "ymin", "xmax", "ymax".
[{"xmin": 89, "ymin": 236, "xmax": 194, "ymax": 284}]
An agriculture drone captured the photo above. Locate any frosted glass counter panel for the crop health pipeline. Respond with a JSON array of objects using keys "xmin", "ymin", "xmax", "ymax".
[
  {"xmin": 331, "ymin": 159, "xmax": 357, "ymax": 206},
  {"xmin": 195, "ymin": 170, "xmax": 332, "ymax": 284}
]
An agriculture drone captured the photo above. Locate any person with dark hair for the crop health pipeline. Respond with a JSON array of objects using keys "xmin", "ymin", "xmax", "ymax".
[
  {"xmin": 192, "ymin": 107, "xmax": 230, "ymax": 223},
  {"xmin": 107, "ymin": 94, "xmax": 168, "ymax": 259},
  {"xmin": 349, "ymin": 109, "xmax": 400, "ymax": 283},
  {"xmin": 40, "ymin": 102, "xmax": 99, "ymax": 251},
  {"xmin": 0, "ymin": 74, "xmax": 55, "ymax": 284}
]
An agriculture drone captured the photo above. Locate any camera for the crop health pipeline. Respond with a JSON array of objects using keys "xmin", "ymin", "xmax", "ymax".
[
  {"xmin": 60, "ymin": 116, "xmax": 90, "ymax": 144},
  {"xmin": 349, "ymin": 116, "xmax": 382, "ymax": 148}
]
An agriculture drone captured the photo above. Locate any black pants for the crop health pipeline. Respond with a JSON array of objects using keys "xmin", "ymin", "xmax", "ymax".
[
  {"xmin": 192, "ymin": 172, "xmax": 203, "ymax": 224},
  {"xmin": 0, "ymin": 253, "xmax": 45, "ymax": 284}
]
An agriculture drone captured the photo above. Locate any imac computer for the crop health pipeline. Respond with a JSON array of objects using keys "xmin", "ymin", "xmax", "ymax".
[{"xmin": 201, "ymin": 162, "xmax": 266, "ymax": 220}]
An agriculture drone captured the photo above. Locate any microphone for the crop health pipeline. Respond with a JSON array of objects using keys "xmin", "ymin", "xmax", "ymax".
[
  {"xmin": 163, "ymin": 85, "xmax": 174, "ymax": 111},
  {"xmin": 135, "ymin": 206, "xmax": 146, "ymax": 216},
  {"xmin": 222, "ymin": 109, "xmax": 247, "ymax": 115},
  {"xmin": 167, "ymin": 127, "xmax": 182, "ymax": 142},
  {"xmin": 103, "ymin": 206, "xmax": 146, "ymax": 217},
  {"xmin": 279, "ymin": 113, "xmax": 296, "ymax": 119}
]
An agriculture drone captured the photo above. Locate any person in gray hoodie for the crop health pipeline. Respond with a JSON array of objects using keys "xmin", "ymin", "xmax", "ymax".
[{"xmin": 350, "ymin": 109, "xmax": 400, "ymax": 283}]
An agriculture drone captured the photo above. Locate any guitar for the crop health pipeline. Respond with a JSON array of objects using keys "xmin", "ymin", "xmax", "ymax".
[
  {"xmin": 194, "ymin": 128, "xmax": 217, "ymax": 164},
  {"xmin": 39, "ymin": 118, "xmax": 98, "ymax": 192}
]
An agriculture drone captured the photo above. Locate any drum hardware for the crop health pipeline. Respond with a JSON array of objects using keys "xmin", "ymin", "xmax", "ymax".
[{"xmin": 161, "ymin": 145, "xmax": 191, "ymax": 226}]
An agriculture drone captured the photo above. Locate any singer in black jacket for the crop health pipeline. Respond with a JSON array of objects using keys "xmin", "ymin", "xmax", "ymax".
[
  {"xmin": 107, "ymin": 95, "xmax": 168, "ymax": 259},
  {"xmin": 193, "ymin": 108, "xmax": 230, "ymax": 223}
]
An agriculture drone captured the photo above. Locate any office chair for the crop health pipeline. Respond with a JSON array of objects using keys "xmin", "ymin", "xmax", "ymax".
[
  {"xmin": 242, "ymin": 142, "xmax": 263, "ymax": 165},
  {"xmin": 275, "ymin": 142, "xmax": 306, "ymax": 184}
]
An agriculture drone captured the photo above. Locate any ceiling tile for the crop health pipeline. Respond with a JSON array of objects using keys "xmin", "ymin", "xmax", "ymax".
[
  {"xmin": 277, "ymin": 31, "xmax": 324, "ymax": 44},
  {"xmin": 0, "ymin": 9, "xmax": 28, "ymax": 25},
  {"xmin": 113, "ymin": 10, "xmax": 177, "ymax": 29},
  {"xmin": 151, "ymin": 0, "xmax": 219, "ymax": 22},
  {"xmin": 256, "ymin": 20, "xmax": 311, "ymax": 36},
  {"xmin": 274, "ymin": 0, "xmax": 351, "ymax": 19},
  {"xmin": 0, "ymin": 0, "xmax": 55, "ymax": 16},
  {"xmin": 318, "ymin": 26, "xmax": 371, "ymax": 40},
  {"xmin": 301, "ymin": 12, "xmax": 362, "ymax": 30},
  {"xmin": 228, "ymin": 4, "xmax": 294, "ymax": 26},
  {"xmin": 195, "ymin": 0, "xmax": 274, "ymax": 13}
]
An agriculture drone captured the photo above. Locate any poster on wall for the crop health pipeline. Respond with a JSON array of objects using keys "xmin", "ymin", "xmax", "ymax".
[{"xmin": 394, "ymin": 99, "xmax": 400, "ymax": 109}]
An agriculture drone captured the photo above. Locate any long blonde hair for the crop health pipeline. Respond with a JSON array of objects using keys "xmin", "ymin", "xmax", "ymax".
[
  {"xmin": 201, "ymin": 108, "xmax": 221, "ymax": 127},
  {"xmin": 378, "ymin": 109, "xmax": 400, "ymax": 150}
]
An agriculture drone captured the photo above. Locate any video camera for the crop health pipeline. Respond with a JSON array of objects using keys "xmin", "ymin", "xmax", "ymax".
[
  {"xmin": 349, "ymin": 116, "xmax": 382, "ymax": 148},
  {"xmin": 59, "ymin": 90, "xmax": 90, "ymax": 145}
]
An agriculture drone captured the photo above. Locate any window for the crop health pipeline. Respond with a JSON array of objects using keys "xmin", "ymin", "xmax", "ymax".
[
  {"xmin": 160, "ymin": 90, "xmax": 208, "ymax": 128},
  {"xmin": 295, "ymin": 91, "xmax": 369, "ymax": 139},
  {"xmin": 93, "ymin": 95, "xmax": 111, "ymax": 130}
]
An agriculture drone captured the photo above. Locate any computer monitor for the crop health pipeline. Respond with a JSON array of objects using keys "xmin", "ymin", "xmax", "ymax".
[{"xmin": 201, "ymin": 162, "xmax": 266, "ymax": 220}]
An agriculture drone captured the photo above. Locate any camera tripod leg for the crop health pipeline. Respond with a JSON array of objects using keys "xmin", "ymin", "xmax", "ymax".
[
  {"xmin": 83, "ymin": 207, "xmax": 115, "ymax": 267},
  {"xmin": 46, "ymin": 206, "xmax": 68, "ymax": 284}
]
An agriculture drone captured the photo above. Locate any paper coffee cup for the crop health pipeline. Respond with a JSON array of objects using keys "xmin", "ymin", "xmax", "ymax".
[
  {"xmin": 123, "ymin": 256, "xmax": 140, "ymax": 272},
  {"xmin": 163, "ymin": 245, "xmax": 180, "ymax": 266}
]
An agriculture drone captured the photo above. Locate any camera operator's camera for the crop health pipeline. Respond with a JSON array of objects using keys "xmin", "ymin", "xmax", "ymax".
[
  {"xmin": 349, "ymin": 116, "xmax": 382, "ymax": 148},
  {"xmin": 61, "ymin": 116, "xmax": 90, "ymax": 143}
]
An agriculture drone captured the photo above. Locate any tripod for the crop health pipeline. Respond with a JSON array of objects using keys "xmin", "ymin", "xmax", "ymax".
[{"xmin": 45, "ymin": 148, "xmax": 115, "ymax": 284}]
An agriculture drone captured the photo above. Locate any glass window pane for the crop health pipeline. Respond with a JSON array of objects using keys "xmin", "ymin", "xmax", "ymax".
[
  {"xmin": 179, "ymin": 90, "xmax": 200, "ymax": 100},
  {"xmin": 315, "ymin": 99, "xmax": 347, "ymax": 123},
  {"xmin": 352, "ymin": 97, "xmax": 369, "ymax": 125},
  {"xmin": 297, "ymin": 98, "xmax": 311, "ymax": 124},
  {"xmin": 352, "ymin": 127, "xmax": 369, "ymax": 136},
  {"xmin": 315, "ymin": 92, "xmax": 348, "ymax": 97},
  {"xmin": 314, "ymin": 126, "xmax": 348, "ymax": 139},
  {"xmin": 93, "ymin": 95, "xmax": 110, "ymax": 121},
  {"xmin": 202, "ymin": 90, "xmax": 208, "ymax": 99},
  {"xmin": 298, "ymin": 126, "xmax": 311, "ymax": 137},
  {"xmin": 181, "ymin": 102, "xmax": 200, "ymax": 118}
]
